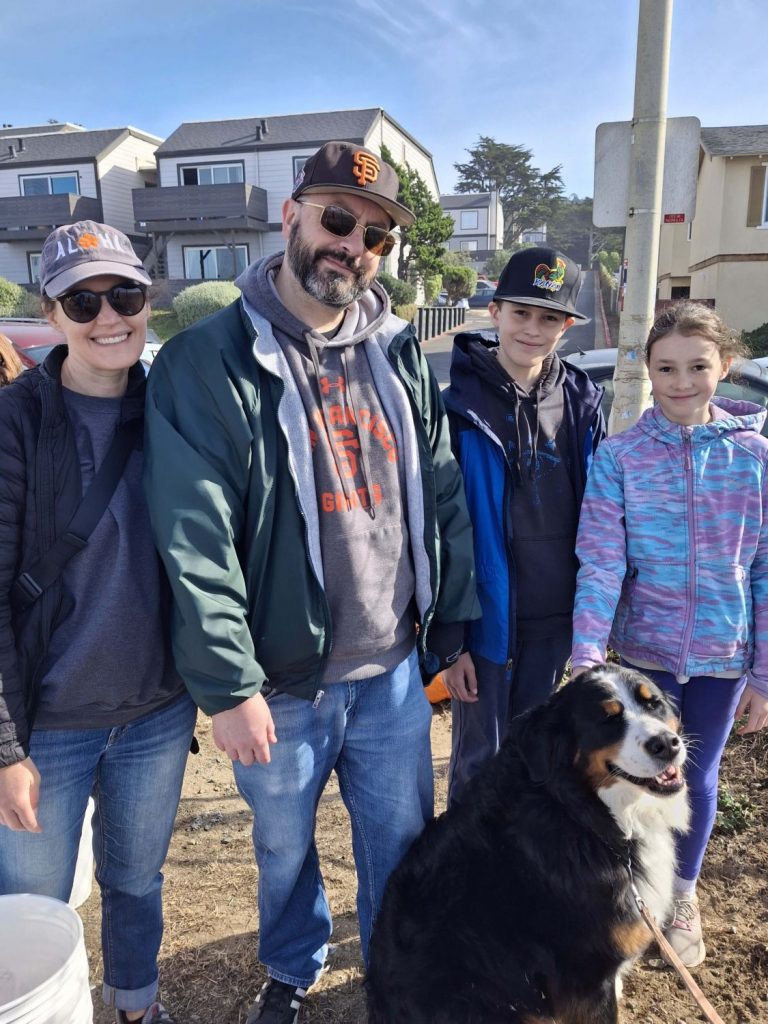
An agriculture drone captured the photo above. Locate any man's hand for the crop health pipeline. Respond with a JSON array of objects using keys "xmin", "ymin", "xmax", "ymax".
[
  {"xmin": 442, "ymin": 652, "xmax": 479, "ymax": 703},
  {"xmin": 212, "ymin": 693, "xmax": 278, "ymax": 765},
  {"xmin": 735, "ymin": 685, "xmax": 768, "ymax": 735},
  {"xmin": 0, "ymin": 758, "xmax": 41, "ymax": 832}
]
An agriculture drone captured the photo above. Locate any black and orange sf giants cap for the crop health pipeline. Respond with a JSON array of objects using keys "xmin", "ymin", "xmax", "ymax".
[{"xmin": 291, "ymin": 141, "xmax": 415, "ymax": 227}]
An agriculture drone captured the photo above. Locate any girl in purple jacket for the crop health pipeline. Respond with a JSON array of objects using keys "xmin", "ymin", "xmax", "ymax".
[{"xmin": 572, "ymin": 301, "xmax": 768, "ymax": 967}]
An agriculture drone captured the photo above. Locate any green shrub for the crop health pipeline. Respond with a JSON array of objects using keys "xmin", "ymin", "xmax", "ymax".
[
  {"xmin": 743, "ymin": 321, "xmax": 768, "ymax": 359},
  {"xmin": 18, "ymin": 289, "xmax": 41, "ymax": 317},
  {"xmin": 484, "ymin": 249, "xmax": 515, "ymax": 280},
  {"xmin": 442, "ymin": 266, "xmax": 477, "ymax": 304},
  {"xmin": 377, "ymin": 272, "xmax": 417, "ymax": 307},
  {"xmin": 172, "ymin": 281, "xmax": 240, "ymax": 329},
  {"xmin": 393, "ymin": 303, "xmax": 417, "ymax": 323},
  {"xmin": 422, "ymin": 274, "xmax": 442, "ymax": 305},
  {"xmin": 0, "ymin": 277, "xmax": 36, "ymax": 316}
]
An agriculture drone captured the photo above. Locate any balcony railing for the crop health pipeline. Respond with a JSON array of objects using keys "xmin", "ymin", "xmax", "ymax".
[
  {"xmin": 0, "ymin": 194, "xmax": 103, "ymax": 238},
  {"xmin": 133, "ymin": 183, "xmax": 269, "ymax": 233}
]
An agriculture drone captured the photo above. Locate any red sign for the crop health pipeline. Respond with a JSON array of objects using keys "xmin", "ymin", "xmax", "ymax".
[{"xmin": 663, "ymin": 213, "xmax": 685, "ymax": 223}]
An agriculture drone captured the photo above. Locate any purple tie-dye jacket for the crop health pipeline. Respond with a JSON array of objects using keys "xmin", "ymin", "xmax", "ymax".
[{"xmin": 572, "ymin": 397, "xmax": 768, "ymax": 697}]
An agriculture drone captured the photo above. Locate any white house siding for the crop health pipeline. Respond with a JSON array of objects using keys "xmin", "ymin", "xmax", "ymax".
[
  {"xmin": 97, "ymin": 134, "xmax": 158, "ymax": 235},
  {"xmin": 0, "ymin": 160, "xmax": 97, "ymax": 200},
  {"xmin": 0, "ymin": 242, "xmax": 38, "ymax": 284},
  {"xmin": 369, "ymin": 116, "xmax": 440, "ymax": 196},
  {"xmin": 256, "ymin": 149, "xmax": 316, "ymax": 223}
]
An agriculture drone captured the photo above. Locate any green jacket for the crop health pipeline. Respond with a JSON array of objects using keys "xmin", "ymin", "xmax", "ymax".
[{"xmin": 144, "ymin": 298, "xmax": 478, "ymax": 715}]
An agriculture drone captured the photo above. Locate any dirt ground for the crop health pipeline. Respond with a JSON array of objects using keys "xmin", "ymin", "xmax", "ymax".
[{"xmin": 80, "ymin": 702, "xmax": 768, "ymax": 1024}]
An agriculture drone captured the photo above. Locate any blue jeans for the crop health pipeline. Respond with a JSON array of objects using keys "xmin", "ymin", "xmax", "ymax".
[
  {"xmin": 449, "ymin": 632, "xmax": 572, "ymax": 805},
  {"xmin": 0, "ymin": 692, "xmax": 196, "ymax": 1012},
  {"xmin": 233, "ymin": 648, "xmax": 433, "ymax": 988},
  {"xmin": 622, "ymin": 664, "xmax": 746, "ymax": 883}
]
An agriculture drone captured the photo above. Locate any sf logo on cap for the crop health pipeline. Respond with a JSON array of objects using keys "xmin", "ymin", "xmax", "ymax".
[{"xmin": 352, "ymin": 151, "xmax": 380, "ymax": 187}]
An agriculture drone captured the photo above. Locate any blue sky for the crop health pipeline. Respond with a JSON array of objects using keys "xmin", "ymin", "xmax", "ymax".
[{"xmin": 3, "ymin": 0, "xmax": 767, "ymax": 199}]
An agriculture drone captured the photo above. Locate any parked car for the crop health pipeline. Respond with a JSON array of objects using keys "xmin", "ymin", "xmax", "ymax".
[
  {"xmin": 0, "ymin": 318, "xmax": 61, "ymax": 368},
  {"xmin": 562, "ymin": 347, "xmax": 768, "ymax": 437},
  {"xmin": 467, "ymin": 280, "xmax": 497, "ymax": 308},
  {"xmin": 0, "ymin": 318, "xmax": 161, "ymax": 372}
]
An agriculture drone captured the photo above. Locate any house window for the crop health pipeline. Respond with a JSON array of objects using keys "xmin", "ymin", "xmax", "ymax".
[
  {"xmin": 28, "ymin": 253, "xmax": 41, "ymax": 283},
  {"xmin": 183, "ymin": 244, "xmax": 248, "ymax": 280},
  {"xmin": 459, "ymin": 210, "xmax": 479, "ymax": 231},
  {"xmin": 180, "ymin": 163, "xmax": 244, "ymax": 186},
  {"xmin": 20, "ymin": 173, "xmax": 79, "ymax": 196},
  {"xmin": 763, "ymin": 170, "xmax": 768, "ymax": 226},
  {"xmin": 292, "ymin": 156, "xmax": 309, "ymax": 183},
  {"xmin": 459, "ymin": 240, "xmax": 478, "ymax": 251}
]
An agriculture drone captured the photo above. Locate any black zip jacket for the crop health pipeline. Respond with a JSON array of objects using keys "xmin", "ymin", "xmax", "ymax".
[{"xmin": 0, "ymin": 348, "xmax": 146, "ymax": 766}]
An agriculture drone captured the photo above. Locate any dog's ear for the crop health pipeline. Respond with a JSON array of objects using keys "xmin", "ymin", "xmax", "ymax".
[{"xmin": 512, "ymin": 700, "xmax": 573, "ymax": 785}]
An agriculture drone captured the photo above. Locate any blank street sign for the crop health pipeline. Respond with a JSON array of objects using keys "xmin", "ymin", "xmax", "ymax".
[{"xmin": 593, "ymin": 117, "xmax": 701, "ymax": 228}]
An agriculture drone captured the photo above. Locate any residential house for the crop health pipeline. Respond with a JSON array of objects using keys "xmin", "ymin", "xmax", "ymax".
[
  {"xmin": 0, "ymin": 123, "xmax": 160, "ymax": 286},
  {"xmin": 439, "ymin": 192, "xmax": 504, "ymax": 271},
  {"xmin": 657, "ymin": 124, "xmax": 768, "ymax": 332},
  {"xmin": 134, "ymin": 108, "xmax": 438, "ymax": 286}
]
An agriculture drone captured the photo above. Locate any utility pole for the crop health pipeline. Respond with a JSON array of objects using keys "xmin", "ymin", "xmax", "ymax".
[{"xmin": 608, "ymin": 0, "xmax": 673, "ymax": 434}]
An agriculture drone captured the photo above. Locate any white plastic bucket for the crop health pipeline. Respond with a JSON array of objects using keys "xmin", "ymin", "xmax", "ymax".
[
  {"xmin": 0, "ymin": 894, "xmax": 92, "ymax": 1024},
  {"xmin": 69, "ymin": 799, "xmax": 95, "ymax": 910}
]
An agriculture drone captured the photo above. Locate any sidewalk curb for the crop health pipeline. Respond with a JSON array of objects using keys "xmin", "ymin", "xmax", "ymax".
[{"xmin": 594, "ymin": 271, "xmax": 613, "ymax": 349}]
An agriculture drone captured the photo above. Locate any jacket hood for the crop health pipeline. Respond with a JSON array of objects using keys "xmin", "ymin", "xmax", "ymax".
[
  {"xmin": 445, "ymin": 330, "xmax": 603, "ymax": 429},
  {"xmin": 638, "ymin": 397, "xmax": 767, "ymax": 445},
  {"xmin": 235, "ymin": 252, "xmax": 391, "ymax": 348}
]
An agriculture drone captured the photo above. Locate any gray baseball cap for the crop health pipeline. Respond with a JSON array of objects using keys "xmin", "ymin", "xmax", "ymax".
[{"xmin": 40, "ymin": 220, "xmax": 152, "ymax": 297}]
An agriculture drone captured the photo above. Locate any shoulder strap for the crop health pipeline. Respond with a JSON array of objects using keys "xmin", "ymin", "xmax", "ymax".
[{"xmin": 12, "ymin": 419, "xmax": 142, "ymax": 613}]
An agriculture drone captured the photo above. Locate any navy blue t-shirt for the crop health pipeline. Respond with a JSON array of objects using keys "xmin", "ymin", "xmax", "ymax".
[{"xmin": 35, "ymin": 388, "xmax": 183, "ymax": 728}]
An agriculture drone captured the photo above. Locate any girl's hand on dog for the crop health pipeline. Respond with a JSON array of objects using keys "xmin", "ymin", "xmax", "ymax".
[
  {"xmin": 735, "ymin": 685, "xmax": 768, "ymax": 735},
  {"xmin": 443, "ymin": 652, "xmax": 479, "ymax": 702}
]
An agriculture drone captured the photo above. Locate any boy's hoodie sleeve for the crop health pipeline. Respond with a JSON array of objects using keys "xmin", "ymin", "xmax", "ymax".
[
  {"xmin": 746, "ymin": 454, "xmax": 768, "ymax": 698},
  {"xmin": 571, "ymin": 440, "xmax": 627, "ymax": 668}
]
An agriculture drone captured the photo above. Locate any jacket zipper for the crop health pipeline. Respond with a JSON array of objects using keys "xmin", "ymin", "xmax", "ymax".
[{"xmin": 678, "ymin": 427, "xmax": 697, "ymax": 676}]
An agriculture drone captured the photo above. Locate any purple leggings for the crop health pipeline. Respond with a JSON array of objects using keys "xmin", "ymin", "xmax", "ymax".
[{"xmin": 623, "ymin": 664, "xmax": 746, "ymax": 883}]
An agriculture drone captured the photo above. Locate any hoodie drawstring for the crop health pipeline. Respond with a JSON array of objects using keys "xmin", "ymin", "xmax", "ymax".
[{"xmin": 305, "ymin": 332, "xmax": 376, "ymax": 520}]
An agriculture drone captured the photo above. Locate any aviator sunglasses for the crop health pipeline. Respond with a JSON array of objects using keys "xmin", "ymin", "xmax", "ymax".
[
  {"xmin": 57, "ymin": 284, "xmax": 147, "ymax": 324},
  {"xmin": 297, "ymin": 201, "xmax": 398, "ymax": 256}
]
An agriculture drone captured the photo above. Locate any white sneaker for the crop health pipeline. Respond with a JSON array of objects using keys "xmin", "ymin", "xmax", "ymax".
[{"xmin": 663, "ymin": 896, "xmax": 706, "ymax": 967}]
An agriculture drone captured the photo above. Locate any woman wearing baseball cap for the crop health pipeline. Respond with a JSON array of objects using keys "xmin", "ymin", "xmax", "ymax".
[{"xmin": 0, "ymin": 221, "xmax": 195, "ymax": 1024}]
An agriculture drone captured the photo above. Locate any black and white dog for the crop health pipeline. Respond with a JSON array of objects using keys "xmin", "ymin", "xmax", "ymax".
[{"xmin": 366, "ymin": 666, "xmax": 689, "ymax": 1024}]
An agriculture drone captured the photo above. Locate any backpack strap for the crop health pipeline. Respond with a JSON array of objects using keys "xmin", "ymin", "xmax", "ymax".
[{"xmin": 12, "ymin": 419, "xmax": 142, "ymax": 613}]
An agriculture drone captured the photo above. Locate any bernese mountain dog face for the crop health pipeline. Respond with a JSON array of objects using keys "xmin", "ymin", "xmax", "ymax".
[{"xmin": 567, "ymin": 665, "xmax": 686, "ymax": 800}]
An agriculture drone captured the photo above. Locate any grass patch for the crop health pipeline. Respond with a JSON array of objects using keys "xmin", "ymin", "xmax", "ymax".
[
  {"xmin": 149, "ymin": 309, "xmax": 181, "ymax": 342},
  {"xmin": 715, "ymin": 785, "xmax": 755, "ymax": 835}
]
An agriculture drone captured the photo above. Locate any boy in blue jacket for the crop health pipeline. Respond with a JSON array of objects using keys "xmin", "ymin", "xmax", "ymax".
[{"xmin": 443, "ymin": 247, "xmax": 605, "ymax": 802}]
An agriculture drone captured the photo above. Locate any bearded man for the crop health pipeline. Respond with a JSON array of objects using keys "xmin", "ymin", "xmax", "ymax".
[{"xmin": 144, "ymin": 141, "xmax": 478, "ymax": 1023}]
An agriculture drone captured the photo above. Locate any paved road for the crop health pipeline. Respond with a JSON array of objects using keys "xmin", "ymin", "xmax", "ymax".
[{"xmin": 423, "ymin": 270, "xmax": 600, "ymax": 388}]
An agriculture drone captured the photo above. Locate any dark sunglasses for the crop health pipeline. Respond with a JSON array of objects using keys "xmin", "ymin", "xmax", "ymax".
[
  {"xmin": 298, "ymin": 201, "xmax": 398, "ymax": 256},
  {"xmin": 58, "ymin": 284, "xmax": 147, "ymax": 324}
]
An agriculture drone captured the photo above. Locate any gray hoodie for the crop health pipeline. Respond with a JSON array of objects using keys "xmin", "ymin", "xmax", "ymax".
[{"xmin": 236, "ymin": 254, "xmax": 417, "ymax": 682}]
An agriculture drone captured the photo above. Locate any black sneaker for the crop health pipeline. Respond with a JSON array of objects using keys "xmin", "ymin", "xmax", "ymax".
[{"xmin": 246, "ymin": 979, "xmax": 307, "ymax": 1024}]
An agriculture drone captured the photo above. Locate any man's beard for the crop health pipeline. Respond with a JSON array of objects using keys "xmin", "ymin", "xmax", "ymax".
[{"xmin": 286, "ymin": 220, "xmax": 374, "ymax": 308}]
